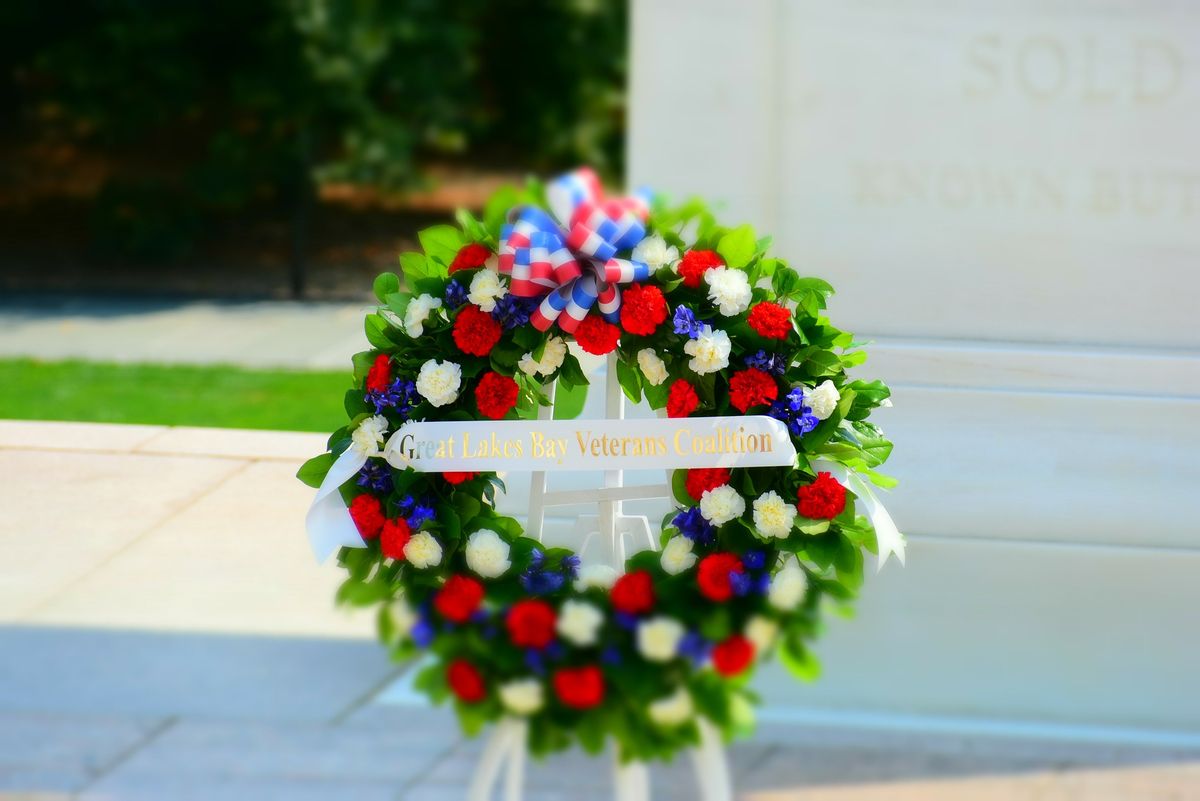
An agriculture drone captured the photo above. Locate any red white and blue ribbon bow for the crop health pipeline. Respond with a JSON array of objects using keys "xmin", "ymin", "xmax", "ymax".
[{"xmin": 498, "ymin": 168, "xmax": 654, "ymax": 333}]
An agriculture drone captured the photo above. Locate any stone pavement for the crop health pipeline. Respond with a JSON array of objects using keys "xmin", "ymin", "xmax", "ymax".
[
  {"xmin": 2, "ymin": 420, "xmax": 1199, "ymax": 800},
  {"xmin": 0, "ymin": 295, "xmax": 368, "ymax": 369}
]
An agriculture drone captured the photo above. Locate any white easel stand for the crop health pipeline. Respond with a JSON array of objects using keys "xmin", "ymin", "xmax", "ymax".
[{"xmin": 467, "ymin": 353, "xmax": 733, "ymax": 801}]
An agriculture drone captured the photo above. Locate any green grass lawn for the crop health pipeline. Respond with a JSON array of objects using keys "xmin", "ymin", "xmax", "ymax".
[{"xmin": 0, "ymin": 358, "xmax": 352, "ymax": 432}]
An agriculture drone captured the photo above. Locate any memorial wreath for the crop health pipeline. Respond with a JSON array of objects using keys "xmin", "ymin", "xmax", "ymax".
[{"xmin": 299, "ymin": 168, "xmax": 903, "ymax": 762}]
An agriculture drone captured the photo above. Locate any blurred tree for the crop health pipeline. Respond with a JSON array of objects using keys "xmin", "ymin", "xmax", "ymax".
[{"xmin": 0, "ymin": 0, "xmax": 627, "ymax": 294}]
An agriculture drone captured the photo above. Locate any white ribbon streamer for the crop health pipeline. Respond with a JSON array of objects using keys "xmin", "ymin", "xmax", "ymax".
[
  {"xmin": 812, "ymin": 458, "xmax": 905, "ymax": 571},
  {"xmin": 304, "ymin": 446, "xmax": 370, "ymax": 563}
]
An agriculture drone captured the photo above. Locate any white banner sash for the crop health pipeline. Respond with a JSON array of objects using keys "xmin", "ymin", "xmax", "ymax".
[
  {"xmin": 382, "ymin": 415, "xmax": 796, "ymax": 473},
  {"xmin": 305, "ymin": 447, "xmax": 370, "ymax": 563}
]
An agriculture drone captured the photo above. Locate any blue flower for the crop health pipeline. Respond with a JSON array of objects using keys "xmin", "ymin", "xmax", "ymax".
[
  {"xmin": 743, "ymin": 550, "xmax": 767, "ymax": 570},
  {"xmin": 520, "ymin": 568, "xmax": 566, "ymax": 595},
  {"xmin": 491, "ymin": 295, "xmax": 536, "ymax": 330},
  {"xmin": 408, "ymin": 503, "xmax": 436, "ymax": 530},
  {"xmin": 395, "ymin": 495, "xmax": 435, "ymax": 529},
  {"xmin": 411, "ymin": 616, "xmax": 435, "ymax": 648},
  {"xmin": 561, "ymin": 554, "xmax": 581, "ymax": 579},
  {"xmin": 444, "ymin": 280, "xmax": 468, "ymax": 310},
  {"xmin": 768, "ymin": 387, "xmax": 819, "ymax": 437},
  {"xmin": 601, "ymin": 645, "xmax": 623, "ymax": 666},
  {"xmin": 744, "ymin": 350, "xmax": 787, "ymax": 377},
  {"xmin": 673, "ymin": 305, "xmax": 702, "ymax": 338},
  {"xmin": 365, "ymin": 378, "xmax": 419, "ymax": 416},
  {"xmin": 355, "ymin": 460, "xmax": 392, "ymax": 493},
  {"xmin": 527, "ymin": 548, "xmax": 546, "ymax": 571},
  {"xmin": 672, "ymin": 506, "xmax": 716, "ymax": 545},
  {"xmin": 730, "ymin": 571, "xmax": 753, "ymax": 597},
  {"xmin": 524, "ymin": 649, "xmax": 546, "ymax": 675},
  {"xmin": 678, "ymin": 632, "xmax": 711, "ymax": 666},
  {"xmin": 614, "ymin": 612, "xmax": 640, "ymax": 631}
]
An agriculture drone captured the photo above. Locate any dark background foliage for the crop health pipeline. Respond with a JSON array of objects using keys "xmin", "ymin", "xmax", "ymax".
[{"xmin": 0, "ymin": 0, "xmax": 628, "ymax": 295}]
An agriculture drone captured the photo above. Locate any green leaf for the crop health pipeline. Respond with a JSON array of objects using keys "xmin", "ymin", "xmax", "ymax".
[
  {"xmin": 373, "ymin": 272, "xmax": 400, "ymax": 303},
  {"xmin": 553, "ymin": 381, "xmax": 588, "ymax": 420},
  {"xmin": 615, "ymin": 357, "xmax": 642, "ymax": 403},
  {"xmin": 456, "ymin": 208, "xmax": 491, "ymax": 245},
  {"xmin": 364, "ymin": 313, "xmax": 393, "ymax": 350},
  {"xmin": 717, "ymin": 225, "xmax": 756, "ymax": 269},
  {"xmin": 557, "ymin": 354, "xmax": 589, "ymax": 389},
  {"xmin": 351, "ymin": 350, "xmax": 378, "ymax": 384},
  {"xmin": 296, "ymin": 452, "xmax": 333, "ymax": 488},
  {"xmin": 398, "ymin": 252, "xmax": 432, "ymax": 288},
  {"xmin": 418, "ymin": 224, "xmax": 466, "ymax": 267},
  {"xmin": 779, "ymin": 634, "xmax": 822, "ymax": 681}
]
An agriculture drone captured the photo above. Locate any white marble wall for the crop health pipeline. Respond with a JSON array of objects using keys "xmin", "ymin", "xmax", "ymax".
[{"xmin": 629, "ymin": 0, "xmax": 1200, "ymax": 742}]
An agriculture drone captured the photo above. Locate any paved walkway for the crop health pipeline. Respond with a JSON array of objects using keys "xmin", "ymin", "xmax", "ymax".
[
  {"xmin": 2, "ymin": 420, "xmax": 1199, "ymax": 800},
  {"xmin": 0, "ymin": 295, "xmax": 368, "ymax": 369}
]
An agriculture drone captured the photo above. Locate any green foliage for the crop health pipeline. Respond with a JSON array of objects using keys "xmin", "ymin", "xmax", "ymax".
[
  {"xmin": 1, "ymin": 0, "xmax": 629, "ymax": 257},
  {"xmin": 0, "ymin": 358, "xmax": 349, "ymax": 431}
]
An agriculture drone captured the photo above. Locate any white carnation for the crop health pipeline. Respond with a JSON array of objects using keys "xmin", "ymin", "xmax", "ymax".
[
  {"xmin": 574, "ymin": 564, "xmax": 620, "ymax": 591},
  {"xmin": 499, "ymin": 678, "xmax": 544, "ymax": 715},
  {"xmin": 403, "ymin": 532, "xmax": 443, "ymax": 569},
  {"xmin": 660, "ymin": 535, "xmax": 697, "ymax": 575},
  {"xmin": 518, "ymin": 336, "xmax": 568, "ymax": 377},
  {"xmin": 631, "ymin": 234, "xmax": 679, "ymax": 270},
  {"xmin": 415, "ymin": 359, "xmax": 461, "ymax": 407},
  {"xmin": 468, "ymin": 270, "xmax": 508, "ymax": 313},
  {"xmin": 557, "ymin": 600, "xmax": 605, "ymax": 646},
  {"xmin": 648, "ymin": 686, "xmax": 694, "ymax": 727},
  {"xmin": 699, "ymin": 484, "xmax": 745, "ymax": 526},
  {"xmin": 752, "ymin": 491, "xmax": 796, "ymax": 539},
  {"xmin": 636, "ymin": 348, "xmax": 669, "ymax": 386},
  {"xmin": 745, "ymin": 615, "xmax": 779, "ymax": 654},
  {"xmin": 403, "ymin": 293, "xmax": 443, "ymax": 338},
  {"xmin": 351, "ymin": 415, "xmax": 388, "ymax": 457},
  {"xmin": 807, "ymin": 380, "xmax": 841, "ymax": 421},
  {"xmin": 683, "ymin": 325, "xmax": 731, "ymax": 374},
  {"xmin": 637, "ymin": 616, "xmax": 686, "ymax": 662},
  {"xmin": 464, "ymin": 529, "xmax": 511, "ymax": 578},
  {"xmin": 768, "ymin": 557, "xmax": 809, "ymax": 611},
  {"xmin": 704, "ymin": 266, "xmax": 752, "ymax": 316}
]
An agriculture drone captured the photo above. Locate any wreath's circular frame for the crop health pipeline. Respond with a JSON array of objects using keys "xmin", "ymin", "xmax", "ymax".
[{"xmin": 298, "ymin": 174, "xmax": 897, "ymax": 762}]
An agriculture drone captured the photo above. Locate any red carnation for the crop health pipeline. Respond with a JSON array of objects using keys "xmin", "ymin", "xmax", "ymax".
[
  {"xmin": 796, "ymin": 472, "xmax": 847, "ymax": 519},
  {"xmin": 475, "ymin": 371, "xmax": 520, "ymax": 420},
  {"xmin": 453, "ymin": 305, "xmax": 502, "ymax": 357},
  {"xmin": 435, "ymin": 574, "xmax": 485, "ymax": 623},
  {"xmin": 666, "ymin": 379, "xmax": 700, "ymax": 418},
  {"xmin": 366, "ymin": 354, "xmax": 392, "ymax": 392},
  {"xmin": 712, "ymin": 634, "xmax": 755, "ymax": 677},
  {"xmin": 729, "ymin": 368, "xmax": 779, "ymax": 413},
  {"xmin": 443, "ymin": 471, "xmax": 478, "ymax": 485},
  {"xmin": 506, "ymin": 599, "xmax": 557, "ymax": 649},
  {"xmin": 349, "ymin": 494, "xmax": 385, "ymax": 540},
  {"xmin": 575, "ymin": 315, "xmax": 621, "ymax": 355},
  {"xmin": 685, "ymin": 468, "xmax": 731, "ymax": 502},
  {"xmin": 447, "ymin": 659, "xmax": 487, "ymax": 703},
  {"xmin": 553, "ymin": 665, "xmax": 605, "ymax": 710},
  {"xmin": 380, "ymin": 517, "xmax": 411, "ymax": 559},
  {"xmin": 747, "ymin": 302, "xmax": 793, "ymax": 340},
  {"xmin": 609, "ymin": 570, "xmax": 654, "ymax": 615},
  {"xmin": 619, "ymin": 284, "xmax": 669, "ymax": 336},
  {"xmin": 678, "ymin": 250, "xmax": 724, "ymax": 289},
  {"xmin": 449, "ymin": 243, "xmax": 491, "ymax": 274},
  {"xmin": 697, "ymin": 552, "xmax": 744, "ymax": 602}
]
